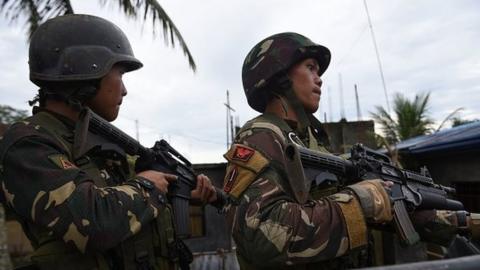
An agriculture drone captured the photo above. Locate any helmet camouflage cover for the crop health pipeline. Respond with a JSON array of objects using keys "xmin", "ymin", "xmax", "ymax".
[
  {"xmin": 242, "ymin": 32, "xmax": 331, "ymax": 112},
  {"xmin": 29, "ymin": 14, "xmax": 143, "ymax": 86}
]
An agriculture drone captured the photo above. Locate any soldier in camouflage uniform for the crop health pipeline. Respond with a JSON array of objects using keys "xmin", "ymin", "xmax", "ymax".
[
  {"xmin": 222, "ymin": 32, "xmax": 480, "ymax": 269},
  {"xmin": 0, "ymin": 14, "xmax": 219, "ymax": 270}
]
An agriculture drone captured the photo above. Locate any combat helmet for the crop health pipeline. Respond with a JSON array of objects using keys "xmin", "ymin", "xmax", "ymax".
[
  {"xmin": 29, "ymin": 14, "xmax": 143, "ymax": 86},
  {"xmin": 242, "ymin": 32, "xmax": 331, "ymax": 112}
]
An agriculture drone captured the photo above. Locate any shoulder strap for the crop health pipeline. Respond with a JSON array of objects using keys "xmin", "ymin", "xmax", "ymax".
[
  {"xmin": 0, "ymin": 115, "xmax": 67, "ymax": 168},
  {"xmin": 28, "ymin": 111, "xmax": 75, "ymax": 159},
  {"xmin": 232, "ymin": 114, "xmax": 310, "ymax": 204},
  {"xmin": 236, "ymin": 113, "xmax": 292, "ymax": 144}
]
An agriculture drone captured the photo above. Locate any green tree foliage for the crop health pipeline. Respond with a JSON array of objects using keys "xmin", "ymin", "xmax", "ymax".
[
  {"xmin": 371, "ymin": 92, "xmax": 434, "ymax": 144},
  {"xmin": 0, "ymin": 0, "xmax": 196, "ymax": 71},
  {"xmin": 0, "ymin": 105, "xmax": 29, "ymax": 124},
  {"xmin": 451, "ymin": 117, "xmax": 479, "ymax": 127}
]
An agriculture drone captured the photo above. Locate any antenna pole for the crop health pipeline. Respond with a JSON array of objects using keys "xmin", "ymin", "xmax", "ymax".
[
  {"xmin": 224, "ymin": 90, "xmax": 236, "ymax": 149},
  {"xmin": 355, "ymin": 84, "xmax": 362, "ymax": 121},
  {"xmin": 364, "ymin": 0, "xmax": 391, "ymax": 112},
  {"xmin": 339, "ymin": 73, "xmax": 346, "ymax": 120}
]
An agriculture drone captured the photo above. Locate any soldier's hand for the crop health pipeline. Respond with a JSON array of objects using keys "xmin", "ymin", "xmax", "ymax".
[
  {"xmin": 137, "ymin": 170, "xmax": 177, "ymax": 193},
  {"xmin": 412, "ymin": 210, "xmax": 480, "ymax": 241},
  {"xmin": 410, "ymin": 209, "xmax": 480, "ymax": 239},
  {"xmin": 410, "ymin": 210, "xmax": 464, "ymax": 245},
  {"xmin": 468, "ymin": 213, "xmax": 480, "ymax": 240},
  {"xmin": 191, "ymin": 174, "xmax": 217, "ymax": 203},
  {"xmin": 347, "ymin": 179, "xmax": 393, "ymax": 224}
]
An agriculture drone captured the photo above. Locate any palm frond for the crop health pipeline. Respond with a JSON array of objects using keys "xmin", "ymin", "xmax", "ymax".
[
  {"xmin": 436, "ymin": 107, "xmax": 464, "ymax": 132},
  {"xmin": 141, "ymin": 0, "xmax": 196, "ymax": 71},
  {"xmin": 1, "ymin": 0, "xmax": 73, "ymax": 39},
  {"xmin": 1, "ymin": 0, "xmax": 41, "ymax": 39},
  {"xmin": 104, "ymin": 0, "xmax": 136, "ymax": 17},
  {"xmin": 109, "ymin": 0, "xmax": 196, "ymax": 71},
  {"xmin": 2, "ymin": 0, "xmax": 197, "ymax": 71},
  {"xmin": 371, "ymin": 91, "xmax": 435, "ymax": 143},
  {"xmin": 370, "ymin": 105, "xmax": 398, "ymax": 143},
  {"xmin": 43, "ymin": 0, "xmax": 74, "ymax": 16}
]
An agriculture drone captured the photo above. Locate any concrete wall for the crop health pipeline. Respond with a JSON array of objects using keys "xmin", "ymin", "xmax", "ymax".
[
  {"xmin": 190, "ymin": 250, "xmax": 239, "ymax": 270},
  {"xmin": 413, "ymin": 152, "xmax": 480, "ymax": 212},
  {"xmin": 187, "ymin": 163, "xmax": 232, "ymax": 253},
  {"xmin": 323, "ymin": 119, "xmax": 377, "ymax": 154},
  {"xmin": 0, "ymin": 124, "xmax": 7, "ymax": 136}
]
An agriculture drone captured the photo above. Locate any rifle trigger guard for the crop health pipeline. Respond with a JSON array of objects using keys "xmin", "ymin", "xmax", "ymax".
[{"xmin": 401, "ymin": 185, "xmax": 422, "ymax": 208}]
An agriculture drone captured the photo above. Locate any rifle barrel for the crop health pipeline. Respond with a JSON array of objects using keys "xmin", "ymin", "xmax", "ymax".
[{"xmin": 89, "ymin": 110, "xmax": 151, "ymax": 157}]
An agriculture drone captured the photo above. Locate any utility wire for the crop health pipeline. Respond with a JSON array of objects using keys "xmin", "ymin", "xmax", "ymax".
[
  {"xmin": 337, "ymin": 25, "xmax": 369, "ymax": 67},
  {"xmin": 117, "ymin": 115, "xmax": 224, "ymax": 146}
]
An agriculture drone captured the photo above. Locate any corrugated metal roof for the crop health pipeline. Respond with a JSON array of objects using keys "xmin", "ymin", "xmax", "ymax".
[{"xmin": 395, "ymin": 121, "xmax": 480, "ymax": 156}]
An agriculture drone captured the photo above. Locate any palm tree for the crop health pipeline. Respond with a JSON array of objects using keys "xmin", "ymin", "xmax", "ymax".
[
  {"xmin": 450, "ymin": 117, "xmax": 479, "ymax": 127},
  {"xmin": 0, "ymin": 105, "xmax": 28, "ymax": 124},
  {"xmin": 371, "ymin": 92, "xmax": 434, "ymax": 144},
  {"xmin": 0, "ymin": 0, "xmax": 196, "ymax": 71}
]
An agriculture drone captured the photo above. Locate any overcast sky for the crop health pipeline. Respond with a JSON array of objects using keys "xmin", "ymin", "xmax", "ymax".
[{"xmin": 1, "ymin": 0, "xmax": 479, "ymax": 163}]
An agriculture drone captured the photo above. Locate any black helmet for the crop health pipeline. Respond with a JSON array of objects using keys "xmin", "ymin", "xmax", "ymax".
[
  {"xmin": 29, "ymin": 14, "xmax": 143, "ymax": 86},
  {"xmin": 242, "ymin": 32, "xmax": 330, "ymax": 112}
]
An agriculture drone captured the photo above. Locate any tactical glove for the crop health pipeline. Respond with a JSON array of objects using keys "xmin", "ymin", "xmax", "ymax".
[
  {"xmin": 347, "ymin": 179, "xmax": 393, "ymax": 224},
  {"xmin": 469, "ymin": 213, "xmax": 480, "ymax": 240},
  {"xmin": 412, "ymin": 210, "xmax": 480, "ymax": 244}
]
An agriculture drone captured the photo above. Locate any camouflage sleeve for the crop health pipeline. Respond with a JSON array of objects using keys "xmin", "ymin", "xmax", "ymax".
[
  {"xmin": 1, "ymin": 135, "xmax": 165, "ymax": 253},
  {"xmin": 232, "ymin": 169, "xmax": 367, "ymax": 266},
  {"xmin": 224, "ymin": 127, "xmax": 368, "ymax": 267},
  {"xmin": 224, "ymin": 135, "xmax": 367, "ymax": 267}
]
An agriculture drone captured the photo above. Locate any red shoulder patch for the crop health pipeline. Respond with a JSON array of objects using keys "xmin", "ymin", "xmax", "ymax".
[
  {"xmin": 60, "ymin": 157, "xmax": 77, "ymax": 169},
  {"xmin": 232, "ymin": 146, "xmax": 254, "ymax": 162}
]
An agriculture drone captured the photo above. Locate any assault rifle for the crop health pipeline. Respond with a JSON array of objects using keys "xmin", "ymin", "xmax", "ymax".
[
  {"xmin": 86, "ymin": 110, "xmax": 218, "ymax": 239},
  {"xmin": 285, "ymin": 143, "xmax": 469, "ymax": 246}
]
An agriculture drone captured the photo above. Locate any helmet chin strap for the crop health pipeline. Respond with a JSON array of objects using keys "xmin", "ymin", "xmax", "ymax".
[
  {"xmin": 271, "ymin": 93, "xmax": 290, "ymax": 117},
  {"xmin": 34, "ymin": 82, "xmax": 99, "ymax": 160},
  {"xmin": 73, "ymin": 108, "xmax": 91, "ymax": 160},
  {"xmin": 274, "ymin": 76, "xmax": 312, "ymax": 138},
  {"xmin": 32, "ymin": 82, "xmax": 98, "ymax": 110}
]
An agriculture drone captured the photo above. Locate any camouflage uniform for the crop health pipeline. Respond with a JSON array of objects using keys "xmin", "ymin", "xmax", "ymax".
[
  {"xmin": 0, "ymin": 108, "xmax": 181, "ymax": 269},
  {"xmin": 0, "ymin": 14, "xmax": 184, "ymax": 270},
  {"xmin": 223, "ymin": 113, "xmax": 372, "ymax": 269},
  {"xmin": 0, "ymin": 204, "xmax": 12, "ymax": 269},
  {"xmin": 221, "ymin": 33, "xmax": 373, "ymax": 269},
  {"xmin": 224, "ymin": 32, "xmax": 479, "ymax": 269}
]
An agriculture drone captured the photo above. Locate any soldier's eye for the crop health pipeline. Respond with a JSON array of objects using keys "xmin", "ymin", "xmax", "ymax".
[{"xmin": 306, "ymin": 64, "xmax": 319, "ymax": 73}]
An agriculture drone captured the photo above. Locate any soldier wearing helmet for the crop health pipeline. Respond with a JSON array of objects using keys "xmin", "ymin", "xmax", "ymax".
[
  {"xmin": 223, "ymin": 32, "xmax": 480, "ymax": 269},
  {"xmin": 220, "ymin": 32, "xmax": 391, "ymax": 269},
  {"xmin": 0, "ymin": 14, "xmax": 217, "ymax": 269}
]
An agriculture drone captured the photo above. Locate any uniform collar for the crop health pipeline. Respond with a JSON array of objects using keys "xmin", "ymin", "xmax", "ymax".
[{"xmin": 32, "ymin": 106, "xmax": 75, "ymax": 129}]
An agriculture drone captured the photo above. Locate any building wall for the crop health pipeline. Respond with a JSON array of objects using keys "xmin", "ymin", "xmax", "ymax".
[
  {"xmin": 416, "ymin": 152, "xmax": 480, "ymax": 212},
  {"xmin": 323, "ymin": 120, "xmax": 376, "ymax": 154},
  {"xmin": 0, "ymin": 124, "xmax": 7, "ymax": 136},
  {"xmin": 187, "ymin": 163, "xmax": 231, "ymax": 253}
]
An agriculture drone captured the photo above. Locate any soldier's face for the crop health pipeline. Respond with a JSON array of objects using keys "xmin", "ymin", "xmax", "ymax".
[
  {"xmin": 288, "ymin": 58, "xmax": 322, "ymax": 113},
  {"xmin": 87, "ymin": 64, "xmax": 127, "ymax": 121}
]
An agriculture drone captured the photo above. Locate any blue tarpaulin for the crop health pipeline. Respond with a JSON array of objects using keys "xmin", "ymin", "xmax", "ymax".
[{"xmin": 393, "ymin": 121, "xmax": 480, "ymax": 156}]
